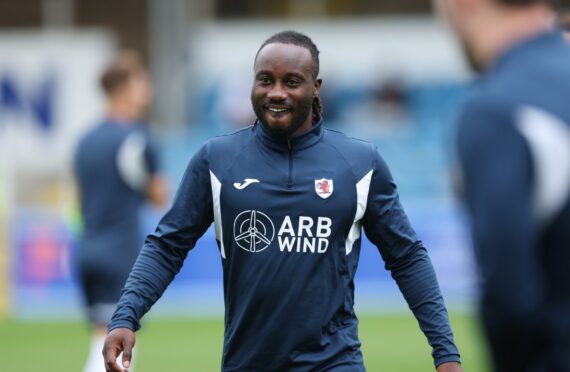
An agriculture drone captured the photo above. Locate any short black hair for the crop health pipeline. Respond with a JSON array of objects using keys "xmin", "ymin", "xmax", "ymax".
[
  {"xmin": 255, "ymin": 30, "xmax": 320, "ymax": 79},
  {"xmin": 100, "ymin": 50, "xmax": 145, "ymax": 96}
]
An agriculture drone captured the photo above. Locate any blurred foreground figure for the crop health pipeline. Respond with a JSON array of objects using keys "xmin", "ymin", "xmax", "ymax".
[
  {"xmin": 436, "ymin": 0, "xmax": 570, "ymax": 370},
  {"xmin": 102, "ymin": 31, "xmax": 461, "ymax": 372},
  {"xmin": 74, "ymin": 50, "xmax": 168, "ymax": 372}
]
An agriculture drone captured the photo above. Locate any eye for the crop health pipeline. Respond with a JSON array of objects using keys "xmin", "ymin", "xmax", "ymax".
[
  {"xmin": 286, "ymin": 79, "xmax": 300, "ymax": 87},
  {"xmin": 257, "ymin": 76, "xmax": 271, "ymax": 85}
]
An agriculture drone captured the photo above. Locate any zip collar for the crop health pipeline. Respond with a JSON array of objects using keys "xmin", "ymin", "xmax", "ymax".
[{"xmin": 254, "ymin": 119, "xmax": 324, "ymax": 152}]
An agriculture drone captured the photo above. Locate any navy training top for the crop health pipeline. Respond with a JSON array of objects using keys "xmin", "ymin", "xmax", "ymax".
[
  {"xmin": 456, "ymin": 32, "xmax": 570, "ymax": 368},
  {"xmin": 110, "ymin": 120, "xmax": 460, "ymax": 370},
  {"xmin": 74, "ymin": 120, "xmax": 159, "ymax": 262}
]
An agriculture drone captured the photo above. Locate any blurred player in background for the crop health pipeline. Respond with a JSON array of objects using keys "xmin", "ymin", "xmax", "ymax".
[
  {"xmin": 74, "ymin": 50, "xmax": 168, "ymax": 372},
  {"xmin": 436, "ymin": 0, "xmax": 570, "ymax": 370},
  {"xmin": 102, "ymin": 31, "xmax": 462, "ymax": 372}
]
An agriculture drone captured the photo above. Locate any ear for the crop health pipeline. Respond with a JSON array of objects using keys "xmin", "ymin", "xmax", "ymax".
[{"xmin": 314, "ymin": 78, "xmax": 322, "ymax": 95}]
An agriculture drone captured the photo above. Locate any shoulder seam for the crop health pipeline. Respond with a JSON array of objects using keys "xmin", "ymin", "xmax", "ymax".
[
  {"xmin": 325, "ymin": 132, "xmax": 375, "ymax": 184},
  {"xmin": 325, "ymin": 128, "xmax": 372, "ymax": 145},
  {"xmin": 209, "ymin": 125, "xmax": 253, "ymax": 140},
  {"xmin": 204, "ymin": 128, "xmax": 256, "ymax": 175}
]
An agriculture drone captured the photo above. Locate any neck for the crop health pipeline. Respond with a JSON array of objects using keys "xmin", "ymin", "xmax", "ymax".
[
  {"xmin": 290, "ymin": 117, "xmax": 314, "ymax": 138},
  {"xmin": 473, "ymin": 4, "xmax": 553, "ymax": 68},
  {"xmin": 258, "ymin": 116, "xmax": 319, "ymax": 142},
  {"xmin": 106, "ymin": 98, "xmax": 141, "ymax": 123}
]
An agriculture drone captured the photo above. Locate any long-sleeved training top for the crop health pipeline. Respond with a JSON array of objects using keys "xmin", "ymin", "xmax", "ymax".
[
  {"xmin": 456, "ymin": 31, "xmax": 570, "ymax": 370},
  {"xmin": 109, "ymin": 120, "xmax": 460, "ymax": 371}
]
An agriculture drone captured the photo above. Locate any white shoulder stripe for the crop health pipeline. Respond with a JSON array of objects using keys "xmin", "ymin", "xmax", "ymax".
[
  {"xmin": 345, "ymin": 170, "xmax": 373, "ymax": 255},
  {"xmin": 116, "ymin": 132, "xmax": 148, "ymax": 191},
  {"xmin": 209, "ymin": 170, "xmax": 226, "ymax": 259},
  {"xmin": 516, "ymin": 106, "xmax": 570, "ymax": 224}
]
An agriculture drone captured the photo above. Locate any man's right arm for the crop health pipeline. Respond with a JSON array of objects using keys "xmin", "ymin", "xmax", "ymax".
[{"xmin": 109, "ymin": 144, "xmax": 214, "ymax": 332}]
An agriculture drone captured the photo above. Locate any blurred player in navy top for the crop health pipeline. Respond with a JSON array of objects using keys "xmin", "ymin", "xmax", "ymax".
[
  {"xmin": 103, "ymin": 32, "xmax": 462, "ymax": 372},
  {"xmin": 436, "ymin": 0, "xmax": 570, "ymax": 370},
  {"xmin": 74, "ymin": 50, "xmax": 168, "ymax": 372}
]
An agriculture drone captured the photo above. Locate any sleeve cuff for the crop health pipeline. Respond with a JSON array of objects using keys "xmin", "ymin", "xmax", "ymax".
[
  {"xmin": 108, "ymin": 319, "xmax": 139, "ymax": 333},
  {"xmin": 434, "ymin": 354, "xmax": 462, "ymax": 368}
]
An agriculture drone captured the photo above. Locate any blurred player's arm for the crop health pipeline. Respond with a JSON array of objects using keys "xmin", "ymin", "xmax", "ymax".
[
  {"xmin": 456, "ymin": 99, "xmax": 543, "ymax": 350},
  {"xmin": 116, "ymin": 131, "xmax": 169, "ymax": 208},
  {"xmin": 146, "ymin": 173, "xmax": 168, "ymax": 208},
  {"xmin": 362, "ymin": 148, "xmax": 462, "ymax": 370},
  {"xmin": 144, "ymin": 135, "xmax": 168, "ymax": 208}
]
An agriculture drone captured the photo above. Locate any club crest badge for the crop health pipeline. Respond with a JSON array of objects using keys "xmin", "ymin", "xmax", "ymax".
[{"xmin": 314, "ymin": 178, "xmax": 334, "ymax": 199}]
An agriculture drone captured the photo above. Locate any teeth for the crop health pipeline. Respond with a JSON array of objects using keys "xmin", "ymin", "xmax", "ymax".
[{"xmin": 268, "ymin": 108, "xmax": 287, "ymax": 113}]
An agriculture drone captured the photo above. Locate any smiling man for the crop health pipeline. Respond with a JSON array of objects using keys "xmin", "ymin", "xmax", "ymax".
[
  {"xmin": 251, "ymin": 39, "xmax": 320, "ymax": 138},
  {"xmin": 103, "ymin": 31, "xmax": 461, "ymax": 372}
]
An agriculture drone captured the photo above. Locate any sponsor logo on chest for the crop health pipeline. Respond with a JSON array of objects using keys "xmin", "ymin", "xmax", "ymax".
[{"xmin": 233, "ymin": 211, "xmax": 332, "ymax": 254}]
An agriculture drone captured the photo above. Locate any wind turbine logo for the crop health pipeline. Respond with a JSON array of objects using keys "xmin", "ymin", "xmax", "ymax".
[{"xmin": 233, "ymin": 210, "xmax": 275, "ymax": 253}]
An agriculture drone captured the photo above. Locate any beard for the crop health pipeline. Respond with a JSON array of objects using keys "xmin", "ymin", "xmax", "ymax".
[{"xmin": 253, "ymin": 97, "xmax": 313, "ymax": 138}]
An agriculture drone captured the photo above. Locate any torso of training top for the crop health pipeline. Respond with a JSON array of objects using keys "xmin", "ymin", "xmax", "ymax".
[
  {"xmin": 110, "ymin": 120, "xmax": 460, "ymax": 371},
  {"xmin": 74, "ymin": 120, "xmax": 158, "ymax": 255}
]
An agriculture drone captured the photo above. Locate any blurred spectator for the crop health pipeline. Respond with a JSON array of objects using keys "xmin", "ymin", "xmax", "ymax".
[
  {"xmin": 371, "ymin": 78, "xmax": 412, "ymax": 128},
  {"xmin": 338, "ymin": 77, "xmax": 412, "ymax": 138},
  {"xmin": 73, "ymin": 50, "xmax": 168, "ymax": 372}
]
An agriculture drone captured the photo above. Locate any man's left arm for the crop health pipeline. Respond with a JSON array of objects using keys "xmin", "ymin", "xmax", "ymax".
[{"xmin": 362, "ymin": 148, "xmax": 461, "ymax": 370}]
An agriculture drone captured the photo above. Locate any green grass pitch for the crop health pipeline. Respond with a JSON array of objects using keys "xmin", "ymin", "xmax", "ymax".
[{"xmin": 0, "ymin": 313, "xmax": 488, "ymax": 371}]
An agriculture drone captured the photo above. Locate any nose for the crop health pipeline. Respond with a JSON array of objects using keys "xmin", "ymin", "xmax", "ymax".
[{"xmin": 267, "ymin": 83, "xmax": 287, "ymax": 101}]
